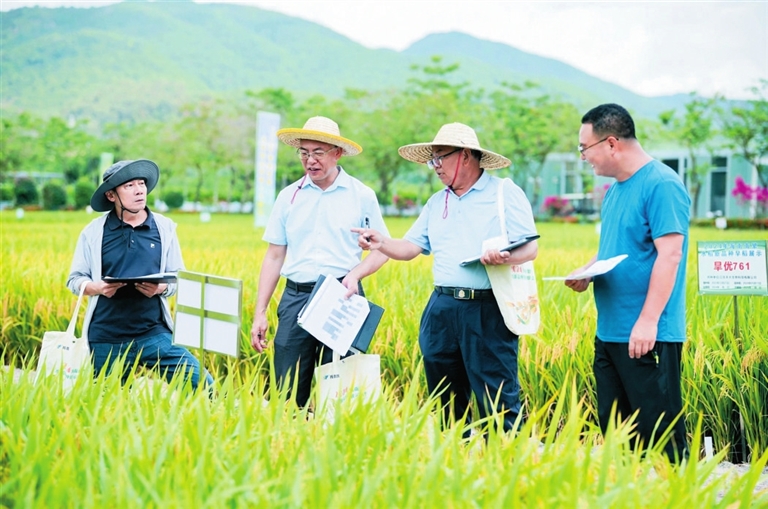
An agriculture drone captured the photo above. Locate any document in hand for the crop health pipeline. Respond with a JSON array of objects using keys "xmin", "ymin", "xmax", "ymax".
[
  {"xmin": 542, "ymin": 254, "xmax": 628, "ymax": 280},
  {"xmin": 103, "ymin": 272, "xmax": 177, "ymax": 284},
  {"xmin": 460, "ymin": 234, "xmax": 541, "ymax": 266},
  {"xmin": 297, "ymin": 274, "xmax": 384, "ymax": 355}
]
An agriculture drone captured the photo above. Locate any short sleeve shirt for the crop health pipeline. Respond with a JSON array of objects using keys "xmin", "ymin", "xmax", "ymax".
[
  {"xmin": 404, "ymin": 172, "xmax": 537, "ymax": 288},
  {"xmin": 594, "ymin": 160, "xmax": 690, "ymax": 342},
  {"xmin": 263, "ymin": 167, "xmax": 389, "ymax": 282}
]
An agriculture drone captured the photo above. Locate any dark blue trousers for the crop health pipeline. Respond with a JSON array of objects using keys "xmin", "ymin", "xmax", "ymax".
[
  {"xmin": 273, "ymin": 281, "xmax": 362, "ymax": 407},
  {"xmin": 419, "ymin": 290, "xmax": 522, "ymax": 432}
]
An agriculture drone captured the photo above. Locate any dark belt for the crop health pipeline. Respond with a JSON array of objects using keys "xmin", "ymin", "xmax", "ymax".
[
  {"xmin": 434, "ymin": 286, "xmax": 494, "ymax": 301},
  {"xmin": 285, "ymin": 279, "xmax": 318, "ymax": 293},
  {"xmin": 286, "ymin": 277, "xmax": 346, "ymax": 293}
]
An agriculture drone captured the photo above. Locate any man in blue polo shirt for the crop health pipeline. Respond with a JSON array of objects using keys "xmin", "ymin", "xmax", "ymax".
[
  {"xmin": 67, "ymin": 159, "xmax": 212, "ymax": 390},
  {"xmin": 250, "ymin": 116, "xmax": 389, "ymax": 407},
  {"xmin": 354, "ymin": 122, "xmax": 538, "ymax": 433}
]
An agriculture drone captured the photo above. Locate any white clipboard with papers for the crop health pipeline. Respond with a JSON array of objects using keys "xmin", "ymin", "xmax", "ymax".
[
  {"xmin": 542, "ymin": 254, "xmax": 628, "ymax": 280},
  {"xmin": 297, "ymin": 275, "xmax": 371, "ymax": 356}
]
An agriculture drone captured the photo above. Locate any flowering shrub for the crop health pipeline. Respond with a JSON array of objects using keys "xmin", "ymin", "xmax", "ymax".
[
  {"xmin": 541, "ymin": 195, "xmax": 573, "ymax": 217},
  {"xmin": 392, "ymin": 194, "xmax": 415, "ymax": 212},
  {"xmin": 732, "ymin": 176, "xmax": 768, "ymax": 217}
]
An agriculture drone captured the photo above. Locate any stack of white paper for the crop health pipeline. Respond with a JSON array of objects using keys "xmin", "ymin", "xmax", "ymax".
[{"xmin": 297, "ymin": 275, "xmax": 370, "ymax": 355}]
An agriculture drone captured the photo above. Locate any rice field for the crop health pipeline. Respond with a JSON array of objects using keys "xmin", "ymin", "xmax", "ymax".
[{"xmin": 1, "ymin": 210, "xmax": 767, "ymax": 507}]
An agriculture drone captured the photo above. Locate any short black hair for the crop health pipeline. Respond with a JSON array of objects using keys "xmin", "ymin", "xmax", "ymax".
[{"xmin": 581, "ymin": 103, "xmax": 636, "ymax": 140}]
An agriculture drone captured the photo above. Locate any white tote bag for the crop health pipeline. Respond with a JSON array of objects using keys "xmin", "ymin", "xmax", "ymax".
[
  {"xmin": 483, "ymin": 179, "xmax": 540, "ymax": 335},
  {"xmin": 315, "ymin": 352, "xmax": 382, "ymax": 421},
  {"xmin": 36, "ymin": 282, "xmax": 90, "ymax": 390}
]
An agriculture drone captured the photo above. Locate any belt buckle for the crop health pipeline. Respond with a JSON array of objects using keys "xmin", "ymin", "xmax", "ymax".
[{"xmin": 453, "ymin": 288, "xmax": 471, "ymax": 300}]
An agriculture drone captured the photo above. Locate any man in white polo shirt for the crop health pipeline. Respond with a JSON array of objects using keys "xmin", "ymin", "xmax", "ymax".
[{"xmin": 250, "ymin": 116, "xmax": 389, "ymax": 407}]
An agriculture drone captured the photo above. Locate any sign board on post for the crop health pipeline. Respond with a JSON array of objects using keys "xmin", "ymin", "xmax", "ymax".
[
  {"xmin": 697, "ymin": 240, "xmax": 768, "ymax": 296},
  {"xmin": 254, "ymin": 111, "xmax": 280, "ymax": 227},
  {"xmin": 173, "ymin": 271, "xmax": 243, "ymax": 358}
]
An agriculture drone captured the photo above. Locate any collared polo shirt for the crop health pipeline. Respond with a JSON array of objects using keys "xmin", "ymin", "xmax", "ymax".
[
  {"xmin": 405, "ymin": 172, "xmax": 537, "ymax": 288},
  {"xmin": 88, "ymin": 209, "xmax": 170, "ymax": 343},
  {"xmin": 263, "ymin": 166, "xmax": 389, "ymax": 283}
]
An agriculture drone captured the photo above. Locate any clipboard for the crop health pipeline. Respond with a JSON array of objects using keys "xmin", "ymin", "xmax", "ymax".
[
  {"xmin": 459, "ymin": 234, "xmax": 540, "ymax": 267},
  {"xmin": 103, "ymin": 272, "xmax": 178, "ymax": 284},
  {"xmin": 298, "ymin": 274, "xmax": 385, "ymax": 354}
]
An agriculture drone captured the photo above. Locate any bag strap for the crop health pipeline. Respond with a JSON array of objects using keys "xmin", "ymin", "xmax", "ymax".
[
  {"xmin": 496, "ymin": 178, "xmax": 509, "ymax": 239},
  {"xmin": 66, "ymin": 282, "xmax": 88, "ymax": 336}
]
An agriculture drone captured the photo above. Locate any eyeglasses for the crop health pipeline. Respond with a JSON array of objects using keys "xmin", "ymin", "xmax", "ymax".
[
  {"xmin": 297, "ymin": 147, "xmax": 338, "ymax": 161},
  {"xmin": 577, "ymin": 137, "xmax": 614, "ymax": 155},
  {"xmin": 426, "ymin": 148, "xmax": 463, "ymax": 170}
]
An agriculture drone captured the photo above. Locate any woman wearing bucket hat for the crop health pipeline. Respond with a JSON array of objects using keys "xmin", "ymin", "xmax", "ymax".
[
  {"xmin": 67, "ymin": 159, "xmax": 213, "ymax": 390},
  {"xmin": 353, "ymin": 123, "xmax": 538, "ymax": 433},
  {"xmin": 250, "ymin": 116, "xmax": 389, "ymax": 408}
]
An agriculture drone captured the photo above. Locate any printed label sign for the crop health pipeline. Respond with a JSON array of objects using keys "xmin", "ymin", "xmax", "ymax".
[{"xmin": 697, "ymin": 240, "xmax": 768, "ymax": 295}]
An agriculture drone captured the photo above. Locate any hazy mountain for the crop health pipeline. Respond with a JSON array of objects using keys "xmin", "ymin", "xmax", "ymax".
[{"xmin": 1, "ymin": 1, "xmax": 688, "ymax": 125}]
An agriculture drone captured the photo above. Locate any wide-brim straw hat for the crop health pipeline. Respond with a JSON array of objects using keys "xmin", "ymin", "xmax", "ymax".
[
  {"xmin": 91, "ymin": 159, "xmax": 159, "ymax": 212},
  {"xmin": 276, "ymin": 116, "xmax": 362, "ymax": 156},
  {"xmin": 398, "ymin": 122, "xmax": 511, "ymax": 170}
]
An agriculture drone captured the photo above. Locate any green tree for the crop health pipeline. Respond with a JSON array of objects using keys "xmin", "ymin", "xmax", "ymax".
[
  {"xmin": 74, "ymin": 177, "xmax": 96, "ymax": 209},
  {"xmin": 660, "ymin": 93, "xmax": 717, "ymax": 216},
  {"xmin": 487, "ymin": 82, "xmax": 579, "ymax": 210},
  {"xmin": 719, "ymin": 80, "xmax": 768, "ymax": 188},
  {"xmin": 14, "ymin": 178, "xmax": 39, "ymax": 206},
  {"xmin": 162, "ymin": 190, "xmax": 185, "ymax": 209},
  {"xmin": 42, "ymin": 180, "xmax": 67, "ymax": 210},
  {"xmin": 351, "ymin": 56, "xmax": 481, "ymax": 205}
]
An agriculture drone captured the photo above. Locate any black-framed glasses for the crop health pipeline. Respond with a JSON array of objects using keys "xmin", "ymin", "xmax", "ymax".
[
  {"xmin": 426, "ymin": 148, "xmax": 463, "ymax": 170},
  {"xmin": 297, "ymin": 147, "xmax": 338, "ymax": 161},
  {"xmin": 577, "ymin": 137, "xmax": 614, "ymax": 155}
]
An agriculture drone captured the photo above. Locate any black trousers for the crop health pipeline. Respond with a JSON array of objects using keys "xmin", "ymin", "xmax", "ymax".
[
  {"xmin": 272, "ymin": 280, "xmax": 362, "ymax": 407},
  {"xmin": 594, "ymin": 337, "xmax": 689, "ymax": 462},
  {"xmin": 419, "ymin": 290, "xmax": 521, "ymax": 432}
]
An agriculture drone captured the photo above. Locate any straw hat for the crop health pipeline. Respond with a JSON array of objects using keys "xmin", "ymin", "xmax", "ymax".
[
  {"xmin": 398, "ymin": 123, "xmax": 511, "ymax": 170},
  {"xmin": 276, "ymin": 116, "xmax": 362, "ymax": 156},
  {"xmin": 91, "ymin": 159, "xmax": 159, "ymax": 212}
]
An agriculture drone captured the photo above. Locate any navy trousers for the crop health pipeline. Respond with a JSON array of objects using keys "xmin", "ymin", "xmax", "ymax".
[
  {"xmin": 419, "ymin": 290, "xmax": 522, "ymax": 432},
  {"xmin": 272, "ymin": 281, "xmax": 362, "ymax": 407}
]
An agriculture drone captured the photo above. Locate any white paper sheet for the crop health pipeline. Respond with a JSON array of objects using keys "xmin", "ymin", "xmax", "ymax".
[
  {"xmin": 297, "ymin": 275, "xmax": 370, "ymax": 355},
  {"xmin": 542, "ymin": 254, "xmax": 628, "ymax": 280}
]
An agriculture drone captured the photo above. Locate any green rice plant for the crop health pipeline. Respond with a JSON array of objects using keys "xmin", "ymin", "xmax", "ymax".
[
  {"xmin": 2, "ymin": 364, "xmax": 766, "ymax": 507},
  {"xmin": 2, "ymin": 211, "xmax": 767, "ymax": 462}
]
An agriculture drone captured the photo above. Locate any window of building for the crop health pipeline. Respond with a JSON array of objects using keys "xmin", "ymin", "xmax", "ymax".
[
  {"xmin": 662, "ymin": 158, "xmax": 680, "ymax": 175},
  {"xmin": 564, "ymin": 161, "xmax": 577, "ymax": 194},
  {"xmin": 710, "ymin": 170, "xmax": 727, "ymax": 215}
]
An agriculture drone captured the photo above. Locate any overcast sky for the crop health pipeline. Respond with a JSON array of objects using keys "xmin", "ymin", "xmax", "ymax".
[{"xmin": 2, "ymin": 0, "xmax": 766, "ymax": 99}]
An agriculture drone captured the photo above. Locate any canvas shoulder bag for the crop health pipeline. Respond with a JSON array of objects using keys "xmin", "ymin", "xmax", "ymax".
[
  {"xmin": 35, "ymin": 282, "xmax": 91, "ymax": 390},
  {"xmin": 482, "ymin": 178, "xmax": 541, "ymax": 335}
]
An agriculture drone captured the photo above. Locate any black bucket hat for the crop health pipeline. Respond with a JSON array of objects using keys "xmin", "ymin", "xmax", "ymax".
[{"xmin": 90, "ymin": 159, "xmax": 159, "ymax": 212}]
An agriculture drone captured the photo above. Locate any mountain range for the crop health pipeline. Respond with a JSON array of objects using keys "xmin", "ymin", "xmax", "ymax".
[{"xmin": 1, "ymin": 0, "xmax": 690, "ymax": 126}]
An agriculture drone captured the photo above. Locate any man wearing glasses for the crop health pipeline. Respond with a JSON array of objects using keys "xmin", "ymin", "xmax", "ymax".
[
  {"xmin": 250, "ymin": 116, "xmax": 389, "ymax": 408},
  {"xmin": 353, "ymin": 122, "xmax": 538, "ymax": 433},
  {"xmin": 567, "ymin": 103, "xmax": 690, "ymax": 462}
]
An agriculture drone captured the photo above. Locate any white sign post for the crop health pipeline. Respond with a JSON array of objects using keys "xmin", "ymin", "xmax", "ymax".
[
  {"xmin": 173, "ymin": 271, "xmax": 243, "ymax": 358},
  {"xmin": 254, "ymin": 111, "xmax": 280, "ymax": 228},
  {"xmin": 697, "ymin": 240, "xmax": 768, "ymax": 338}
]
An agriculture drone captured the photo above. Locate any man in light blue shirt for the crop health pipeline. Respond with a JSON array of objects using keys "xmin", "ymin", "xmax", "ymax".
[
  {"xmin": 354, "ymin": 123, "xmax": 538, "ymax": 433},
  {"xmin": 250, "ymin": 116, "xmax": 389, "ymax": 407}
]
